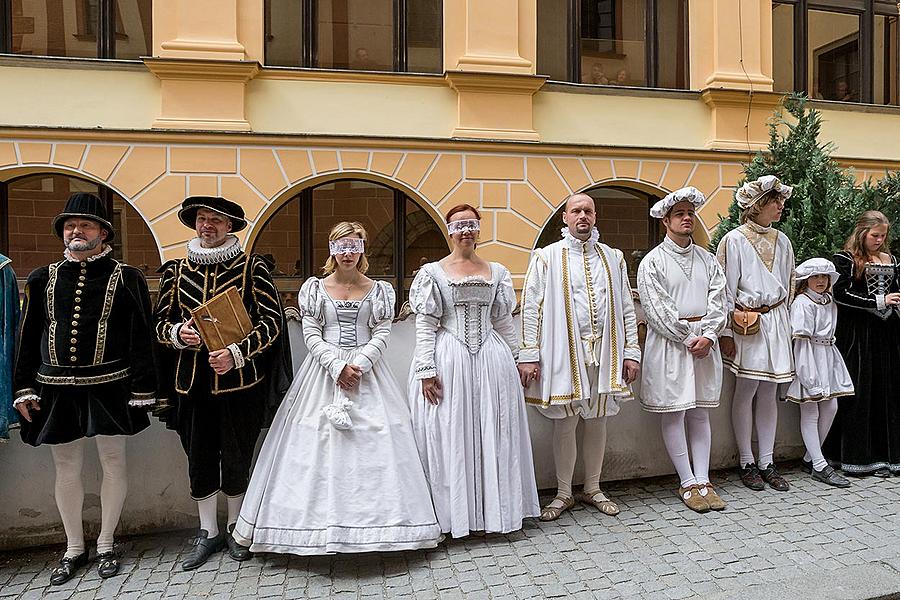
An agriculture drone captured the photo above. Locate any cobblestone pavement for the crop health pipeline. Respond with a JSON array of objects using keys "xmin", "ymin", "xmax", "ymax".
[{"xmin": 2, "ymin": 463, "xmax": 900, "ymax": 600}]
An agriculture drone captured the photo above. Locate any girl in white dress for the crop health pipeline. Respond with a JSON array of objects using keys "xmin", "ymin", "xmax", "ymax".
[
  {"xmin": 234, "ymin": 221, "xmax": 442, "ymax": 555},
  {"xmin": 716, "ymin": 175, "xmax": 796, "ymax": 492},
  {"xmin": 408, "ymin": 203, "xmax": 540, "ymax": 539},
  {"xmin": 785, "ymin": 258, "xmax": 854, "ymax": 487}
]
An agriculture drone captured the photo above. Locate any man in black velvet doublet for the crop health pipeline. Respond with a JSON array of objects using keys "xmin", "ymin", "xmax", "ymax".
[
  {"xmin": 13, "ymin": 192, "xmax": 158, "ymax": 585},
  {"xmin": 153, "ymin": 195, "xmax": 291, "ymax": 571}
]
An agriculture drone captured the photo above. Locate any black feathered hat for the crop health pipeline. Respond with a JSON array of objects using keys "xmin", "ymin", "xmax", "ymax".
[
  {"xmin": 52, "ymin": 192, "xmax": 115, "ymax": 242},
  {"xmin": 178, "ymin": 196, "xmax": 247, "ymax": 232}
]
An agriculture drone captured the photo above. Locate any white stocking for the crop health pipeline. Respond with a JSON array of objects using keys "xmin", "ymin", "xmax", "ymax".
[
  {"xmin": 686, "ymin": 408, "xmax": 712, "ymax": 485},
  {"xmin": 226, "ymin": 493, "xmax": 244, "ymax": 529},
  {"xmin": 549, "ymin": 416, "xmax": 579, "ymax": 508},
  {"xmin": 661, "ymin": 411, "xmax": 695, "ymax": 488},
  {"xmin": 50, "ymin": 440, "xmax": 86, "ymax": 558},
  {"xmin": 755, "ymin": 381, "xmax": 779, "ymax": 468},
  {"xmin": 197, "ymin": 494, "xmax": 219, "ymax": 537},
  {"xmin": 731, "ymin": 377, "xmax": 759, "ymax": 466},
  {"xmin": 800, "ymin": 400, "xmax": 837, "ymax": 471},
  {"xmin": 95, "ymin": 436, "xmax": 128, "ymax": 555},
  {"xmin": 582, "ymin": 417, "xmax": 608, "ymax": 494}
]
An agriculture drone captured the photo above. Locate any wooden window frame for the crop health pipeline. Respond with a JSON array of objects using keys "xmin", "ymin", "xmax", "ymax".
[
  {"xmin": 0, "ymin": 0, "xmax": 129, "ymax": 58},
  {"xmin": 776, "ymin": 0, "xmax": 899, "ymax": 104},
  {"xmin": 561, "ymin": 0, "xmax": 688, "ymax": 88},
  {"xmin": 265, "ymin": 0, "xmax": 442, "ymax": 72}
]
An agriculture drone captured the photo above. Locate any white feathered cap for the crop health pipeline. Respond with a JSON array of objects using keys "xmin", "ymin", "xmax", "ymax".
[
  {"xmin": 735, "ymin": 175, "xmax": 793, "ymax": 210},
  {"xmin": 795, "ymin": 257, "xmax": 839, "ymax": 288},
  {"xmin": 649, "ymin": 186, "xmax": 706, "ymax": 218}
]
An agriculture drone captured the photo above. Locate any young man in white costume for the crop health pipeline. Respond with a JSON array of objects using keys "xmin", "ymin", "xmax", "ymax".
[
  {"xmin": 637, "ymin": 187, "xmax": 728, "ymax": 513},
  {"xmin": 716, "ymin": 176, "xmax": 796, "ymax": 492},
  {"xmin": 518, "ymin": 193, "xmax": 641, "ymax": 521}
]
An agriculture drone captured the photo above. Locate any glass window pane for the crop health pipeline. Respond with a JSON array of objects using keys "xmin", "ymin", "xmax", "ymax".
[
  {"xmin": 12, "ymin": 0, "xmax": 99, "ymax": 57},
  {"xmin": 254, "ymin": 195, "xmax": 303, "ymax": 277},
  {"xmin": 312, "ymin": 181, "xmax": 395, "ymax": 277},
  {"xmin": 266, "ymin": 0, "xmax": 304, "ymax": 67},
  {"xmin": 315, "ymin": 0, "xmax": 394, "ymax": 70},
  {"xmin": 809, "ymin": 10, "xmax": 860, "ymax": 102},
  {"xmin": 404, "ymin": 200, "xmax": 448, "ymax": 277},
  {"xmin": 874, "ymin": 14, "xmax": 898, "ymax": 105},
  {"xmin": 115, "ymin": 0, "xmax": 152, "ymax": 60},
  {"xmin": 537, "ymin": 0, "xmax": 569, "ymax": 81},
  {"xmin": 407, "ymin": 0, "xmax": 442, "ymax": 73},
  {"xmin": 772, "ymin": 3, "xmax": 794, "ymax": 93},
  {"xmin": 657, "ymin": 0, "xmax": 688, "ymax": 89},
  {"xmin": 581, "ymin": 0, "xmax": 646, "ymax": 87}
]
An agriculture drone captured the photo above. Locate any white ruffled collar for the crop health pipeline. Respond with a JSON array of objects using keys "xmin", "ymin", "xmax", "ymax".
[
  {"xmin": 563, "ymin": 227, "xmax": 600, "ymax": 251},
  {"xmin": 804, "ymin": 289, "xmax": 832, "ymax": 305},
  {"xmin": 64, "ymin": 245, "xmax": 113, "ymax": 263},
  {"xmin": 187, "ymin": 235, "xmax": 243, "ymax": 265},
  {"xmin": 662, "ymin": 234, "xmax": 693, "ymax": 255}
]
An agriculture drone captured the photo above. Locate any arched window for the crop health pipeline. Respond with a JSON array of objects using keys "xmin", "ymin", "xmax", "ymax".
[
  {"xmin": 535, "ymin": 185, "xmax": 663, "ymax": 284},
  {"xmin": 0, "ymin": 173, "xmax": 160, "ymax": 277},
  {"xmin": 253, "ymin": 178, "xmax": 449, "ymax": 305}
]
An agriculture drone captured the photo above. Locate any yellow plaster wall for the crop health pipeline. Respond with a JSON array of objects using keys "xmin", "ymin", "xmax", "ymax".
[
  {"xmin": 246, "ymin": 77, "xmax": 457, "ymax": 138},
  {"xmin": 0, "ymin": 66, "xmax": 159, "ymax": 130},
  {"xmin": 533, "ymin": 90, "xmax": 710, "ymax": 149}
]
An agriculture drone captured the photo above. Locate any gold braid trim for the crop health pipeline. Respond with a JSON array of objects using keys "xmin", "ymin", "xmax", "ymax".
[{"xmin": 37, "ymin": 367, "xmax": 131, "ymax": 386}]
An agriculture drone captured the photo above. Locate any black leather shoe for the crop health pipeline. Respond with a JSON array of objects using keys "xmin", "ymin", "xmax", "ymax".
[
  {"xmin": 181, "ymin": 530, "xmax": 225, "ymax": 571},
  {"xmin": 739, "ymin": 463, "xmax": 765, "ymax": 491},
  {"xmin": 225, "ymin": 524, "xmax": 253, "ymax": 561},
  {"xmin": 96, "ymin": 551, "xmax": 120, "ymax": 578},
  {"xmin": 49, "ymin": 552, "xmax": 89, "ymax": 585},
  {"xmin": 812, "ymin": 465, "xmax": 851, "ymax": 488},
  {"xmin": 800, "ymin": 458, "xmax": 812, "ymax": 474},
  {"xmin": 760, "ymin": 463, "xmax": 790, "ymax": 491}
]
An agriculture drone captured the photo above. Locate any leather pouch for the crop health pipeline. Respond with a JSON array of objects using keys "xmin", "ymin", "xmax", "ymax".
[{"xmin": 731, "ymin": 309, "xmax": 760, "ymax": 336}]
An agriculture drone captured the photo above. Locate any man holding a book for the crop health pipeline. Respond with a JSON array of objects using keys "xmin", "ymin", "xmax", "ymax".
[{"xmin": 153, "ymin": 196, "xmax": 291, "ymax": 571}]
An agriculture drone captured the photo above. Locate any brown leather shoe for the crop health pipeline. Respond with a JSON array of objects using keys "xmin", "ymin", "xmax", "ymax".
[
  {"xmin": 699, "ymin": 483, "xmax": 727, "ymax": 511},
  {"xmin": 760, "ymin": 463, "xmax": 790, "ymax": 491},
  {"xmin": 677, "ymin": 485, "xmax": 710, "ymax": 513},
  {"xmin": 739, "ymin": 463, "xmax": 765, "ymax": 491}
]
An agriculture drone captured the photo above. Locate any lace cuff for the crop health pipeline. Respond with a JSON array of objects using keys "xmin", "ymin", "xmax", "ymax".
[
  {"xmin": 14, "ymin": 388, "xmax": 40, "ymax": 406},
  {"xmin": 170, "ymin": 323, "xmax": 190, "ymax": 350},
  {"xmin": 128, "ymin": 391, "xmax": 157, "ymax": 407},
  {"xmin": 413, "ymin": 364, "xmax": 437, "ymax": 380},
  {"xmin": 518, "ymin": 347, "xmax": 540, "ymax": 363},
  {"xmin": 227, "ymin": 343, "xmax": 246, "ymax": 369}
]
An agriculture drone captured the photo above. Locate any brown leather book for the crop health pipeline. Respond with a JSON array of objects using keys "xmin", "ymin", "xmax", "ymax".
[{"xmin": 189, "ymin": 287, "xmax": 253, "ymax": 351}]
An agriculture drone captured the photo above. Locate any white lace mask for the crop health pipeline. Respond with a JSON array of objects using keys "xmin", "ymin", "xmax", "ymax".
[
  {"xmin": 329, "ymin": 237, "xmax": 365, "ymax": 256},
  {"xmin": 447, "ymin": 219, "xmax": 480, "ymax": 235}
]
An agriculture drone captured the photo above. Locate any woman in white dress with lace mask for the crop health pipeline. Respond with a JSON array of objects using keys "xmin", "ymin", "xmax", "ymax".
[
  {"xmin": 233, "ymin": 221, "xmax": 441, "ymax": 555},
  {"xmin": 408, "ymin": 203, "xmax": 540, "ymax": 539}
]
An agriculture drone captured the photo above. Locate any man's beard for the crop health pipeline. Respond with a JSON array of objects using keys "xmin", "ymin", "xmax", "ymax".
[{"xmin": 66, "ymin": 236, "xmax": 102, "ymax": 252}]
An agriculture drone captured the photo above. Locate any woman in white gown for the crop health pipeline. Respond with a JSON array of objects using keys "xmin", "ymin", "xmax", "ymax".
[
  {"xmin": 408, "ymin": 203, "xmax": 540, "ymax": 539},
  {"xmin": 234, "ymin": 221, "xmax": 442, "ymax": 555}
]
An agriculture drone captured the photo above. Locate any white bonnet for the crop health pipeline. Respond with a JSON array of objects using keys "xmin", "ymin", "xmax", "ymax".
[
  {"xmin": 735, "ymin": 175, "xmax": 793, "ymax": 210},
  {"xmin": 795, "ymin": 257, "xmax": 839, "ymax": 288},
  {"xmin": 650, "ymin": 186, "xmax": 706, "ymax": 219}
]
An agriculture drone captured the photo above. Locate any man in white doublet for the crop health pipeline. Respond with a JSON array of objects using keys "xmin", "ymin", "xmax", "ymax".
[
  {"xmin": 716, "ymin": 175, "xmax": 796, "ymax": 492},
  {"xmin": 518, "ymin": 193, "xmax": 641, "ymax": 521},
  {"xmin": 637, "ymin": 188, "xmax": 728, "ymax": 513}
]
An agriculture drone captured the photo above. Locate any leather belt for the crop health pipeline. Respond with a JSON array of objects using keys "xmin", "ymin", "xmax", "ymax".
[
  {"xmin": 735, "ymin": 298, "xmax": 785, "ymax": 314},
  {"xmin": 683, "ymin": 315, "xmax": 705, "ymax": 323}
]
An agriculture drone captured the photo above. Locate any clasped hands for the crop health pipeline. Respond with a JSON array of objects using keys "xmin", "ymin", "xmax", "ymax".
[
  {"xmin": 516, "ymin": 359, "xmax": 640, "ymax": 387},
  {"xmin": 179, "ymin": 317, "xmax": 235, "ymax": 375}
]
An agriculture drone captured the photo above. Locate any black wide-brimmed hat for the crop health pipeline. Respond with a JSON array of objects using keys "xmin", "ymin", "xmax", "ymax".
[
  {"xmin": 52, "ymin": 192, "xmax": 116, "ymax": 242},
  {"xmin": 178, "ymin": 196, "xmax": 247, "ymax": 232}
]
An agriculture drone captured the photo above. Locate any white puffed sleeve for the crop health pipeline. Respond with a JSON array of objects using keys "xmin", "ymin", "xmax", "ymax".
[
  {"xmin": 490, "ymin": 264, "xmax": 519, "ymax": 359},
  {"xmin": 637, "ymin": 253, "xmax": 692, "ymax": 344},
  {"xmin": 409, "ymin": 265, "xmax": 443, "ymax": 380},
  {"xmin": 716, "ymin": 233, "xmax": 738, "ymax": 339},
  {"xmin": 355, "ymin": 280, "xmax": 396, "ymax": 373},
  {"xmin": 618, "ymin": 250, "xmax": 641, "ymax": 363},
  {"xmin": 790, "ymin": 296, "xmax": 824, "ymax": 397},
  {"xmin": 299, "ymin": 278, "xmax": 346, "ymax": 382},
  {"xmin": 700, "ymin": 252, "xmax": 727, "ymax": 343},
  {"xmin": 519, "ymin": 250, "xmax": 547, "ymax": 363}
]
